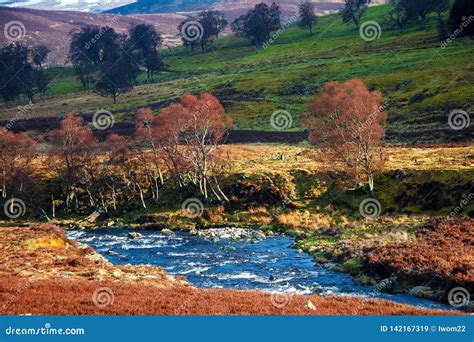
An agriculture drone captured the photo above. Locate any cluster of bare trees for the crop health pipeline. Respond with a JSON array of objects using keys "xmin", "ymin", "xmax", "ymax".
[{"xmin": 0, "ymin": 93, "xmax": 232, "ymax": 219}]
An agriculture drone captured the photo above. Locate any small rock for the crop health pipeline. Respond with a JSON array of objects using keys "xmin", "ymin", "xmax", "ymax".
[
  {"xmin": 18, "ymin": 270, "xmax": 34, "ymax": 277},
  {"xmin": 304, "ymin": 300, "xmax": 316, "ymax": 310},
  {"xmin": 254, "ymin": 231, "xmax": 266, "ymax": 239},
  {"xmin": 392, "ymin": 169, "xmax": 405, "ymax": 180},
  {"xmin": 356, "ymin": 275, "xmax": 377, "ymax": 286},
  {"xmin": 112, "ymin": 270, "xmax": 122, "ymax": 279},
  {"xmin": 409, "ymin": 286, "xmax": 432, "ymax": 298},
  {"xmin": 387, "ymin": 230, "xmax": 408, "ymax": 241},
  {"xmin": 161, "ymin": 229, "xmax": 173, "ymax": 235},
  {"xmin": 107, "ymin": 221, "xmax": 115, "ymax": 227},
  {"xmin": 128, "ymin": 232, "xmax": 143, "ymax": 239},
  {"xmin": 97, "ymin": 269, "xmax": 107, "ymax": 277},
  {"xmin": 87, "ymin": 253, "xmax": 107, "ymax": 263}
]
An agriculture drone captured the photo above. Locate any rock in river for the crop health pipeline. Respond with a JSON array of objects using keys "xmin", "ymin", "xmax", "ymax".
[{"xmin": 128, "ymin": 232, "xmax": 143, "ymax": 239}]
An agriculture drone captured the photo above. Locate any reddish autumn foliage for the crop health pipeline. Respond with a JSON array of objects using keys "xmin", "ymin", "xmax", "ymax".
[
  {"xmin": 0, "ymin": 128, "xmax": 37, "ymax": 199},
  {"xmin": 49, "ymin": 113, "xmax": 96, "ymax": 154},
  {"xmin": 135, "ymin": 107, "xmax": 165, "ymax": 199},
  {"xmin": 0, "ymin": 93, "xmax": 236, "ymax": 216},
  {"xmin": 0, "ymin": 276, "xmax": 455, "ymax": 316},
  {"xmin": 303, "ymin": 79, "xmax": 387, "ymax": 191},
  {"xmin": 136, "ymin": 93, "xmax": 232, "ymax": 201},
  {"xmin": 48, "ymin": 113, "xmax": 97, "ymax": 212},
  {"xmin": 364, "ymin": 218, "xmax": 474, "ymax": 293}
]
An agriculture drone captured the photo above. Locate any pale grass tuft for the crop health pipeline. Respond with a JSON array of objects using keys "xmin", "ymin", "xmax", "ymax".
[{"xmin": 276, "ymin": 211, "xmax": 340, "ymax": 231}]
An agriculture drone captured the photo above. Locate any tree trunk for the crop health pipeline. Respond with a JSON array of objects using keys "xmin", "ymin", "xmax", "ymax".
[
  {"xmin": 2, "ymin": 165, "xmax": 6, "ymax": 198},
  {"xmin": 138, "ymin": 186, "xmax": 147, "ymax": 210},
  {"xmin": 51, "ymin": 195, "xmax": 56, "ymax": 218},
  {"xmin": 368, "ymin": 174, "xmax": 374, "ymax": 197}
]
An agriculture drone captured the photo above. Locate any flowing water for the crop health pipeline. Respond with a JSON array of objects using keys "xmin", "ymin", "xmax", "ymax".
[{"xmin": 67, "ymin": 228, "xmax": 453, "ymax": 310}]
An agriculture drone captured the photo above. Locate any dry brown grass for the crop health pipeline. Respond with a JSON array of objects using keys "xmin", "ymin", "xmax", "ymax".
[
  {"xmin": 0, "ymin": 275, "xmax": 457, "ymax": 316},
  {"xmin": 276, "ymin": 211, "xmax": 344, "ymax": 231},
  {"xmin": 364, "ymin": 218, "xmax": 474, "ymax": 291},
  {"xmin": 0, "ymin": 224, "xmax": 188, "ymax": 288},
  {"xmin": 217, "ymin": 144, "xmax": 473, "ymax": 175}
]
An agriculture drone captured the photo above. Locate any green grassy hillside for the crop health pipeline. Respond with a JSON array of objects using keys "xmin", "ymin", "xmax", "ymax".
[{"xmin": 5, "ymin": 4, "xmax": 474, "ymax": 142}]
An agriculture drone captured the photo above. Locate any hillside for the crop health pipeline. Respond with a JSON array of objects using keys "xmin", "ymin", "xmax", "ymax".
[
  {"xmin": 0, "ymin": 7, "xmax": 188, "ymax": 63},
  {"xmin": 0, "ymin": 3, "xmax": 349, "ymax": 65},
  {"xmin": 0, "ymin": 4, "xmax": 473, "ymax": 143}
]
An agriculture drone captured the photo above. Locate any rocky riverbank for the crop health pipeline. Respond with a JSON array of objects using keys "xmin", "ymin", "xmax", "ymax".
[
  {"xmin": 12, "ymin": 213, "xmax": 472, "ymax": 310},
  {"xmin": 295, "ymin": 218, "xmax": 473, "ymax": 310},
  {"xmin": 0, "ymin": 224, "xmax": 458, "ymax": 315}
]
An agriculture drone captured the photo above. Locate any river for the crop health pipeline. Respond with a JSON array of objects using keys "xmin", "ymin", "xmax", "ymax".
[{"xmin": 67, "ymin": 228, "xmax": 454, "ymax": 311}]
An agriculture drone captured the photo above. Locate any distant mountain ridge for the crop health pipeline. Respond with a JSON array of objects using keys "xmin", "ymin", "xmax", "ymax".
[
  {"xmin": 1, "ymin": 0, "xmax": 388, "ymax": 14},
  {"xmin": 106, "ymin": 0, "xmax": 387, "ymax": 15},
  {"xmin": 0, "ymin": 0, "xmax": 134, "ymax": 13},
  {"xmin": 105, "ymin": 0, "xmax": 219, "ymax": 14}
]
